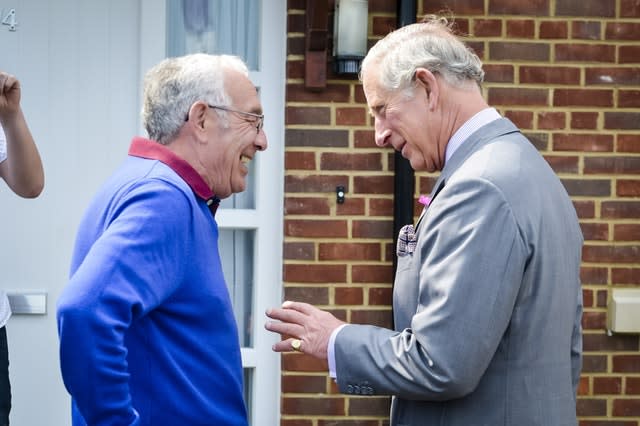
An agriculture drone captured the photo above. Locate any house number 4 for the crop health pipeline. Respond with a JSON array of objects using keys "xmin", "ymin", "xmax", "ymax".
[{"xmin": 2, "ymin": 9, "xmax": 17, "ymax": 32}]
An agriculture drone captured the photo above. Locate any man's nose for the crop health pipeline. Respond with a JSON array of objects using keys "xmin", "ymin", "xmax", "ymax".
[
  {"xmin": 374, "ymin": 119, "xmax": 391, "ymax": 147},
  {"xmin": 255, "ymin": 129, "xmax": 268, "ymax": 151}
]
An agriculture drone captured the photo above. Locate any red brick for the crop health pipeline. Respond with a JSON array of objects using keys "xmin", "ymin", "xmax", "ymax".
[
  {"xmin": 473, "ymin": 19, "xmax": 502, "ymax": 37},
  {"xmin": 538, "ymin": 111, "xmax": 566, "ymax": 130},
  {"xmin": 572, "ymin": 21, "xmax": 601, "ymax": 40},
  {"xmin": 354, "ymin": 130, "xmax": 375, "ymax": 149},
  {"xmin": 506, "ymin": 19, "xmax": 535, "ymax": 38},
  {"xmin": 352, "ymin": 265, "xmax": 393, "ymax": 284},
  {"xmin": 553, "ymin": 134, "xmax": 614, "ymax": 152},
  {"xmin": 504, "ymin": 110, "xmax": 533, "ymax": 129},
  {"xmin": 556, "ymin": 0, "xmax": 615, "ymax": 17},
  {"xmin": 369, "ymin": 286, "xmax": 393, "ymax": 305},
  {"xmin": 335, "ymin": 287, "xmax": 363, "ymax": 305},
  {"xmin": 353, "ymin": 175, "xmax": 393, "ymax": 194},
  {"xmin": 593, "ymin": 377, "xmax": 623, "ymax": 394},
  {"xmin": 351, "ymin": 309, "xmax": 393, "ymax": 328},
  {"xmin": 520, "ymin": 66, "xmax": 580, "ymax": 85},
  {"xmin": 619, "ymin": 45, "xmax": 640, "ymax": 64},
  {"xmin": 583, "ymin": 311, "xmax": 607, "ymax": 330},
  {"xmin": 336, "ymin": 197, "xmax": 366, "ymax": 215},
  {"xmin": 629, "ymin": 377, "xmax": 640, "ymax": 394},
  {"xmin": 282, "ymin": 374, "xmax": 327, "ymax": 393},
  {"xmin": 619, "ymin": 90, "xmax": 640, "ymax": 108},
  {"xmin": 555, "ymin": 44, "xmax": 615, "ymax": 63},
  {"xmin": 578, "ymin": 376, "xmax": 590, "ymax": 395},
  {"xmin": 621, "ymin": 0, "xmax": 640, "ymax": 17},
  {"xmin": 319, "ymin": 420, "xmax": 380, "ymax": 426},
  {"xmin": 612, "ymin": 399, "xmax": 640, "ymax": 417},
  {"xmin": 605, "ymin": 112, "xmax": 640, "ymax": 130},
  {"xmin": 581, "ymin": 266, "xmax": 609, "ymax": 285},
  {"xmin": 368, "ymin": 0, "xmax": 395, "ymax": 13},
  {"xmin": 321, "ymin": 152, "xmax": 382, "ymax": 171},
  {"xmin": 336, "ymin": 107, "xmax": 366, "ymax": 126},
  {"xmin": 613, "ymin": 355, "xmax": 640, "ymax": 373},
  {"xmin": 618, "ymin": 135, "xmax": 640, "ymax": 153},
  {"xmin": 286, "ymin": 129, "xmax": 349, "ymax": 148},
  {"xmin": 597, "ymin": 289, "xmax": 608, "ymax": 308},
  {"xmin": 606, "ymin": 22, "xmax": 640, "ymax": 41},
  {"xmin": 371, "ymin": 16, "xmax": 396, "ymax": 37},
  {"xmin": 489, "ymin": 0, "xmax": 550, "ymax": 15},
  {"xmin": 576, "ymin": 398, "xmax": 607, "ymax": 416},
  {"xmin": 574, "ymin": 200, "xmax": 596, "ymax": 218},
  {"xmin": 281, "ymin": 396, "xmax": 345, "ymax": 415},
  {"xmin": 554, "ymin": 89, "xmax": 613, "ymax": 107},
  {"xmin": 423, "ymin": 0, "xmax": 484, "ymax": 14},
  {"xmin": 586, "ymin": 68, "xmax": 640, "ymax": 86},
  {"xmin": 584, "ymin": 157, "xmax": 640, "ymax": 175},
  {"xmin": 580, "ymin": 223, "xmax": 609, "ymax": 241},
  {"xmin": 483, "ymin": 64, "xmax": 514, "ymax": 83},
  {"xmin": 488, "ymin": 87, "xmax": 548, "ymax": 106},
  {"xmin": 285, "ymin": 151, "xmax": 316, "ymax": 170},
  {"xmin": 601, "ymin": 201, "xmax": 640, "ymax": 219},
  {"xmin": 544, "ymin": 155, "xmax": 579, "ymax": 174},
  {"xmin": 287, "ymin": 11, "xmax": 305, "ymax": 33},
  {"xmin": 282, "ymin": 352, "xmax": 329, "ymax": 373},
  {"xmin": 283, "ymin": 286, "xmax": 329, "ymax": 305},
  {"xmin": 284, "ymin": 264, "xmax": 346, "ymax": 283},
  {"xmin": 287, "ymin": 84, "xmax": 351, "ymax": 102},
  {"xmin": 571, "ymin": 112, "xmax": 598, "ymax": 130},
  {"xmin": 286, "ymin": 106, "xmax": 331, "ymax": 125},
  {"xmin": 611, "ymin": 267, "xmax": 640, "ymax": 285},
  {"xmin": 285, "ymin": 219, "xmax": 348, "ymax": 238},
  {"xmin": 583, "ymin": 288, "xmax": 594, "ymax": 308},
  {"xmin": 352, "ymin": 220, "xmax": 393, "ymax": 239},
  {"xmin": 318, "ymin": 242, "xmax": 381, "ymax": 261},
  {"xmin": 285, "ymin": 175, "xmax": 349, "ymax": 192},
  {"xmin": 285, "ymin": 197, "xmax": 331, "ymax": 215},
  {"xmin": 583, "ymin": 333, "xmax": 639, "ymax": 352},
  {"xmin": 284, "ymin": 242, "xmax": 315, "ymax": 260},
  {"xmin": 582, "ymin": 354, "xmax": 608, "ymax": 373},
  {"xmin": 539, "ymin": 21, "xmax": 568, "ymax": 39},
  {"xmin": 614, "ymin": 224, "xmax": 640, "ymax": 241},
  {"xmin": 368, "ymin": 197, "xmax": 393, "ymax": 216},
  {"xmin": 489, "ymin": 42, "xmax": 550, "ymax": 61},
  {"xmin": 582, "ymin": 245, "xmax": 640, "ymax": 263},
  {"xmin": 287, "ymin": 60, "xmax": 305, "ymax": 79},
  {"xmin": 287, "ymin": 36, "xmax": 305, "ymax": 55},
  {"xmin": 348, "ymin": 397, "xmax": 391, "ymax": 416}
]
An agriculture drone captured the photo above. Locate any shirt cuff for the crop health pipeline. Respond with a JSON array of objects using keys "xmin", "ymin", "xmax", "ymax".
[{"xmin": 328, "ymin": 324, "xmax": 348, "ymax": 379}]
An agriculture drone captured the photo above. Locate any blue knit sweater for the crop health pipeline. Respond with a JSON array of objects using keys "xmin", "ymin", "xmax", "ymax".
[{"xmin": 57, "ymin": 138, "xmax": 247, "ymax": 426}]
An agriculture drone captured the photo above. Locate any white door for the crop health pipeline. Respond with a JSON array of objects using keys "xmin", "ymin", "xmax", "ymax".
[{"xmin": 0, "ymin": 1, "xmax": 284, "ymax": 424}]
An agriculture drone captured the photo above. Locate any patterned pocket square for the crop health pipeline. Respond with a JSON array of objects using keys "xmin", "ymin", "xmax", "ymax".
[{"xmin": 396, "ymin": 224, "xmax": 417, "ymax": 257}]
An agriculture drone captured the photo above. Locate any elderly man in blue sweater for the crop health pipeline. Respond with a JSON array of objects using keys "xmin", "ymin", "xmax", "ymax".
[{"xmin": 57, "ymin": 54, "xmax": 267, "ymax": 426}]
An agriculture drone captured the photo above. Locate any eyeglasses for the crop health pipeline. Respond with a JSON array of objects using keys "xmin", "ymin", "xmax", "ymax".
[{"xmin": 209, "ymin": 105, "xmax": 264, "ymax": 134}]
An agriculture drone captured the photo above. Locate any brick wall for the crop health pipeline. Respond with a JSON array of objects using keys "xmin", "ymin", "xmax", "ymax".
[{"xmin": 282, "ymin": 0, "xmax": 640, "ymax": 424}]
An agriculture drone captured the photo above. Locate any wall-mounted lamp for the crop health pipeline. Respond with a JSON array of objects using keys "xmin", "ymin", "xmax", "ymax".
[{"xmin": 333, "ymin": 0, "xmax": 368, "ymax": 75}]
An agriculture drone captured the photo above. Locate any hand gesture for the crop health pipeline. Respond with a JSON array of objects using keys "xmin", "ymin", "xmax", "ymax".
[
  {"xmin": 0, "ymin": 71, "xmax": 21, "ymax": 116},
  {"xmin": 265, "ymin": 301, "xmax": 346, "ymax": 360}
]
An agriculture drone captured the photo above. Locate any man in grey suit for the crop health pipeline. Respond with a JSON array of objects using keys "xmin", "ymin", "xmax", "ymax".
[{"xmin": 266, "ymin": 15, "xmax": 583, "ymax": 426}]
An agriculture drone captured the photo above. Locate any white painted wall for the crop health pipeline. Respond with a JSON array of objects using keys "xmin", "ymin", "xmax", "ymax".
[{"xmin": 0, "ymin": 1, "xmax": 140, "ymax": 424}]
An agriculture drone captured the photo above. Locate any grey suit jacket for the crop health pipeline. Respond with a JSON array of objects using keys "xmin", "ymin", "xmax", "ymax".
[{"xmin": 334, "ymin": 118, "xmax": 583, "ymax": 426}]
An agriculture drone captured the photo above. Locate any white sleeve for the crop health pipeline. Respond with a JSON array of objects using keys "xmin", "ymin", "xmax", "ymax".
[{"xmin": 0, "ymin": 124, "xmax": 6, "ymax": 163}]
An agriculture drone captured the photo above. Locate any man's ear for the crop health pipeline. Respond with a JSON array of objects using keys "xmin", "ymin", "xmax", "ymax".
[
  {"xmin": 414, "ymin": 68, "xmax": 439, "ymax": 110},
  {"xmin": 186, "ymin": 102, "xmax": 209, "ymax": 132}
]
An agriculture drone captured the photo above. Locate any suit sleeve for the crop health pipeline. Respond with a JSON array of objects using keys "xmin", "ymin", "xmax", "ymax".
[
  {"xmin": 335, "ymin": 177, "xmax": 527, "ymax": 400},
  {"xmin": 56, "ymin": 181, "xmax": 192, "ymax": 425}
]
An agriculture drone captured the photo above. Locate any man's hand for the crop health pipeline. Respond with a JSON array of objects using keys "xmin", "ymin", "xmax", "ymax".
[
  {"xmin": 265, "ymin": 301, "xmax": 346, "ymax": 360},
  {"xmin": 0, "ymin": 72, "xmax": 21, "ymax": 116}
]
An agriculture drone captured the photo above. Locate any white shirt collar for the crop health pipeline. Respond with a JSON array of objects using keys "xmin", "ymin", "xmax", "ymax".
[{"xmin": 445, "ymin": 107, "xmax": 501, "ymax": 164}]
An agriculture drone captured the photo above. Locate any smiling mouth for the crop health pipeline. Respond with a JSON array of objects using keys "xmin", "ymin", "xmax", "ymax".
[{"xmin": 240, "ymin": 154, "xmax": 252, "ymax": 164}]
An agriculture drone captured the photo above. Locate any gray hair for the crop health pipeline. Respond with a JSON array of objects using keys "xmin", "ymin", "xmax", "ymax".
[
  {"xmin": 360, "ymin": 16, "xmax": 484, "ymax": 95},
  {"xmin": 142, "ymin": 53, "xmax": 249, "ymax": 145}
]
